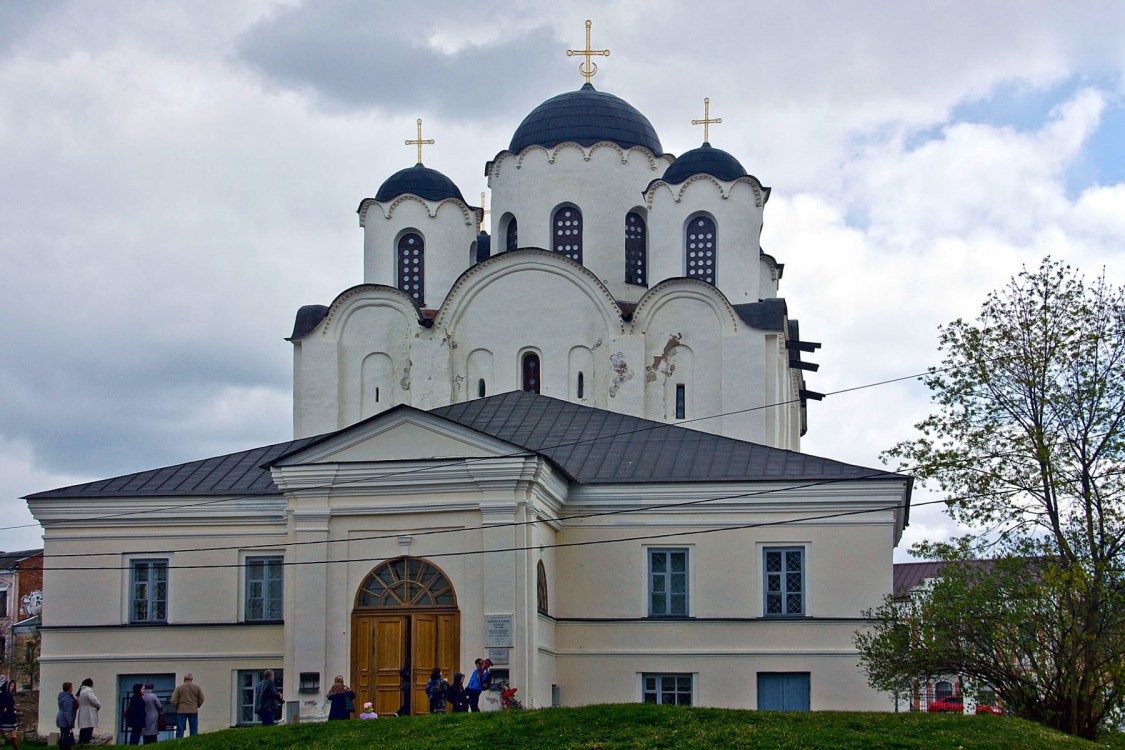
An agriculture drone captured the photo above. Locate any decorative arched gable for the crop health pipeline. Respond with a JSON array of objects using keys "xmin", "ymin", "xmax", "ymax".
[
  {"xmin": 319, "ymin": 284, "xmax": 422, "ymax": 340},
  {"xmin": 632, "ymin": 278, "xmax": 740, "ymax": 336},
  {"xmin": 433, "ymin": 249, "xmax": 626, "ymax": 334}
]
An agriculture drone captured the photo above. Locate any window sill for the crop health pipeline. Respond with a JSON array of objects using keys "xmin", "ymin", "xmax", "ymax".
[{"xmin": 645, "ymin": 615, "xmax": 693, "ymax": 621}]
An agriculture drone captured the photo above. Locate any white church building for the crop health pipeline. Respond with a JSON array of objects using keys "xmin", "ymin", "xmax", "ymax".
[{"xmin": 27, "ymin": 26, "xmax": 912, "ymax": 736}]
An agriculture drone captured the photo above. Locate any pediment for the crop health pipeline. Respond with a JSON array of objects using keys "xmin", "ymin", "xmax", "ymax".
[{"xmin": 272, "ymin": 408, "xmax": 519, "ymax": 466}]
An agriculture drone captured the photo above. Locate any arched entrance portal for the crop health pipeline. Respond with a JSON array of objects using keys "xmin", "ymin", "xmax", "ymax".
[{"xmin": 351, "ymin": 557, "xmax": 460, "ymax": 716}]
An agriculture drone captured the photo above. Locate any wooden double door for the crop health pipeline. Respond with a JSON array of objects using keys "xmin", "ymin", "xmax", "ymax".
[{"xmin": 351, "ymin": 611, "xmax": 460, "ymax": 716}]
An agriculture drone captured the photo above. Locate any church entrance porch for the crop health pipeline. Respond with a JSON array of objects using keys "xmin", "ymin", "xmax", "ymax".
[{"xmin": 351, "ymin": 557, "xmax": 460, "ymax": 716}]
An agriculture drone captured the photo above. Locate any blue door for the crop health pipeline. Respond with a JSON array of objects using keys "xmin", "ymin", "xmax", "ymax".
[
  {"xmin": 116, "ymin": 674, "xmax": 177, "ymax": 744},
  {"xmin": 757, "ymin": 672, "xmax": 810, "ymax": 711}
]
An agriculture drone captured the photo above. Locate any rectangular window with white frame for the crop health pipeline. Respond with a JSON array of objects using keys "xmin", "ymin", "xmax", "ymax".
[
  {"xmin": 245, "ymin": 556, "xmax": 284, "ymax": 622},
  {"xmin": 0, "ymin": 587, "xmax": 8, "ymax": 618},
  {"xmin": 763, "ymin": 546, "xmax": 805, "ymax": 617},
  {"xmin": 130, "ymin": 559, "xmax": 168, "ymax": 623},
  {"xmin": 642, "ymin": 673, "xmax": 693, "ymax": 705},
  {"xmin": 648, "ymin": 548, "xmax": 688, "ymax": 618}
]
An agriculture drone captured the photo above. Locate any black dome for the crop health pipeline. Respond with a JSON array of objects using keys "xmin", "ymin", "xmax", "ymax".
[
  {"xmin": 375, "ymin": 164, "xmax": 465, "ymax": 203},
  {"xmin": 661, "ymin": 143, "xmax": 748, "ymax": 184},
  {"xmin": 509, "ymin": 84, "xmax": 662, "ymax": 154}
]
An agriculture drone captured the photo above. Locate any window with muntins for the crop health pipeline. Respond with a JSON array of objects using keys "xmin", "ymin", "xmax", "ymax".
[
  {"xmin": 131, "ymin": 559, "xmax": 168, "ymax": 623},
  {"xmin": 764, "ymin": 547, "xmax": 804, "ymax": 616},
  {"xmin": 245, "ymin": 556, "xmax": 284, "ymax": 622},
  {"xmin": 356, "ymin": 557, "xmax": 455, "ymax": 608},
  {"xmin": 686, "ymin": 215, "xmax": 716, "ymax": 284},
  {"xmin": 552, "ymin": 206, "xmax": 582, "ymax": 263},
  {"xmin": 237, "ymin": 670, "xmax": 284, "ymax": 725},
  {"xmin": 648, "ymin": 549, "xmax": 688, "ymax": 617},
  {"xmin": 675, "ymin": 384, "xmax": 686, "ymax": 419},
  {"xmin": 643, "ymin": 673, "xmax": 692, "ymax": 705},
  {"xmin": 522, "ymin": 353, "xmax": 541, "ymax": 394},
  {"xmin": 397, "ymin": 232, "xmax": 425, "ymax": 305},
  {"xmin": 625, "ymin": 211, "xmax": 647, "ymax": 285}
]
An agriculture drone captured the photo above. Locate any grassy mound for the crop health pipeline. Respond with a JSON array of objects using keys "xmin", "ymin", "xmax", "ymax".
[{"xmin": 160, "ymin": 704, "xmax": 1124, "ymax": 750}]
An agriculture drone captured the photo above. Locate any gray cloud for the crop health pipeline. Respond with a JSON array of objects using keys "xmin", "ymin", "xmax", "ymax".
[
  {"xmin": 236, "ymin": 2, "xmax": 560, "ymax": 120},
  {"xmin": 0, "ymin": 0, "xmax": 65, "ymax": 56}
]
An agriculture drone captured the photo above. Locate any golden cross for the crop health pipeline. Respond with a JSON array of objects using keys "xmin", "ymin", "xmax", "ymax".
[
  {"xmin": 566, "ymin": 19, "xmax": 610, "ymax": 84},
  {"xmin": 479, "ymin": 191, "xmax": 490, "ymax": 232},
  {"xmin": 691, "ymin": 98, "xmax": 722, "ymax": 143},
  {"xmin": 404, "ymin": 118, "xmax": 435, "ymax": 165}
]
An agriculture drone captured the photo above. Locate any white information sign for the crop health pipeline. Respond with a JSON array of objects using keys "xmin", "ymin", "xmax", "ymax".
[
  {"xmin": 487, "ymin": 648, "xmax": 509, "ymax": 665},
  {"xmin": 484, "ymin": 614, "xmax": 514, "ymax": 647}
]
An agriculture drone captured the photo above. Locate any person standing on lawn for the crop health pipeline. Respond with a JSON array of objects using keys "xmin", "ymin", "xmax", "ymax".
[
  {"xmin": 75, "ymin": 678, "xmax": 101, "ymax": 745},
  {"xmin": 325, "ymin": 675, "xmax": 355, "ymax": 721},
  {"xmin": 255, "ymin": 670, "xmax": 282, "ymax": 726},
  {"xmin": 0, "ymin": 677, "xmax": 20, "ymax": 750},
  {"xmin": 169, "ymin": 674, "xmax": 204, "ymax": 738},
  {"xmin": 141, "ymin": 682, "xmax": 162, "ymax": 743}
]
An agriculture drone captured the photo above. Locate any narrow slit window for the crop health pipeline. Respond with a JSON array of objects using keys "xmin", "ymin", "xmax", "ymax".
[
  {"xmin": 506, "ymin": 217, "xmax": 518, "ymax": 252},
  {"xmin": 625, "ymin": 211, "xmax": 647, "ymax": 285},
  {"xmin": 522, "ymin": 353, "xmax": 541, "ymax": 394},
  {"xmin": 375, "ymin": 387, "xmax": 380, "ymax": 403},
  {"xmin": 477, "ymin": 379, "xmax": 486, "ymax": 398},
  {"xmin": 552, "ymin": 206, "xmax": 582, "ymax": 263},
  {"xmin": 685, "ymin": 215, "xmax": 716, "ymax": 284},
  {"xmin": 675, "ymin": 384, "xmax": 686, "ymax": 419},
  {"xmin": 577, "ymin": 372, "xmax": 585, "ymax": 399}
]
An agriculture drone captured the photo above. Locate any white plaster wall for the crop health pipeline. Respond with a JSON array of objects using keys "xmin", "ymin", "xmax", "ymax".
[
  {"xmin": 362, "ymin": 197, "xmax": 479, "ymax": 308},
  {"xmin": 488, "ymin": 146, "xmax": 670, "ymax": 302},
  {"xmin": 440, "ymin": 257, "xmax": 621, "ymax": 400},
  {"xmin": 647, "ymin": 179, "xmax": 765, "ymax": 304}
]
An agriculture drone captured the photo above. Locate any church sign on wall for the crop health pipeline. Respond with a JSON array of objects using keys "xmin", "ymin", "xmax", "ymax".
[{"xmin": 484, "ymin": 614, "xmax": 513, "ymax": 648}]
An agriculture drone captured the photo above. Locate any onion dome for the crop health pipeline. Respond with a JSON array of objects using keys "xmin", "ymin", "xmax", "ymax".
[
  {"xmin": 509, "ymin": 83, "xmax": 662, "ymax": 154},
  {"xmin": 661, "ymin": 142, "xmax": 747, "ymax": 184},
  {"xmin": 375, "ymin": 163, "xmax": 465, "ymax": 203}
]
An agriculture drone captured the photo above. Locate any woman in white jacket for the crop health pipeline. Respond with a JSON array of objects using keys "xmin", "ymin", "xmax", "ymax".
[{"xmin": 75, "ymin": 678, "xmax": 101, "ymax": 745}]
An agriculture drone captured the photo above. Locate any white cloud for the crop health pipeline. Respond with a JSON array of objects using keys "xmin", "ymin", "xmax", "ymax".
[{"xmin": 2, "ymin": 1, "xmax": 1125, "ymax": 557}]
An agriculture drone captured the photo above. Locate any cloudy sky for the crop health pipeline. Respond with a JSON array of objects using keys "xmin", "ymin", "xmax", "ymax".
[{"xmin": 1, "ymin": 1, "xmax": 1123, "ymax": 560}]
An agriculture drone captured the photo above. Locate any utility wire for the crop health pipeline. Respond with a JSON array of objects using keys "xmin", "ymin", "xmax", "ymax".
[
  {"xmin": 3, "ymin": 356, "xmax": 990, "ymax": 534},
  {"xmin": 42, "ymin": 494, "xmax": 963, "ymax": 572}
]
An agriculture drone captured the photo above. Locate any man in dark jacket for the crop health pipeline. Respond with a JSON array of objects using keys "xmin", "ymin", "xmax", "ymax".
[{"xmin": 255, "ymin": 670, "xmax": 282, "ymax": 726}]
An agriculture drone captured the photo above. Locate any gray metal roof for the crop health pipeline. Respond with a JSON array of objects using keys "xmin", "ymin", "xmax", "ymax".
[
  {"xmin": 28, "ymin": 392, "xmax": 905, "ymax": 500},
  {"xmin": 0, "ymin": 549, "xmax": 42, "ymax": 570},
  {"xmin": 430, "ymin": 392, "xmax": 901, "ymax": 485},
  {"xmin": 26, "ymin": 437, "xmax": 319, "ymax": 499}
]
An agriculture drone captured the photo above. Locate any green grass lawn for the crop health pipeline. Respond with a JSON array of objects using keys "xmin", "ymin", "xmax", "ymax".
[{"xmin": 135, "ymin": 704, "xmax": 1124, "ymax": 750}]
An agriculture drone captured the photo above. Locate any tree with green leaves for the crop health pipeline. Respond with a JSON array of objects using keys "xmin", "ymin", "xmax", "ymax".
[{"xmin": 856, "ymin": 257, "xmax": 1125, "ymax": 739}]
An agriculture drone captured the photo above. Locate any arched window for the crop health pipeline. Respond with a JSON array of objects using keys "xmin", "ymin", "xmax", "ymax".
[
  {"xmin": 625, "ymin": 211, "xmax": 647, "ymax": 285},
  {"xmin": 552, "ymin": 206, "xmax": 582, "ymax": 263},
  {"xmin": 397, "ymin": 232, "xmax": 425, "ymax": 305},
  {"xmin": 934, "ymin": 681, "xmax": 954, "ymax": 701},
  {"xmin": 522, "ymin": 352, "xmax": 541, "ymax": 394},
  {"xmin": 506, "ymin": 217, "xmax": 518, "ymax": 252},
  {"xmin": 355, "ymin": 557, "xmax": 455, "ymax": 608},
  {"xmin": 537, "ymin": 560, "xmax": 549, "ymax": 616},
  {"xmin": 685, "ymin": 215, "xmax": 716, "ymax": 285},
  {"xmin": 477, "ymin": 379, "xmax": 486, "ymax": 398}
]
